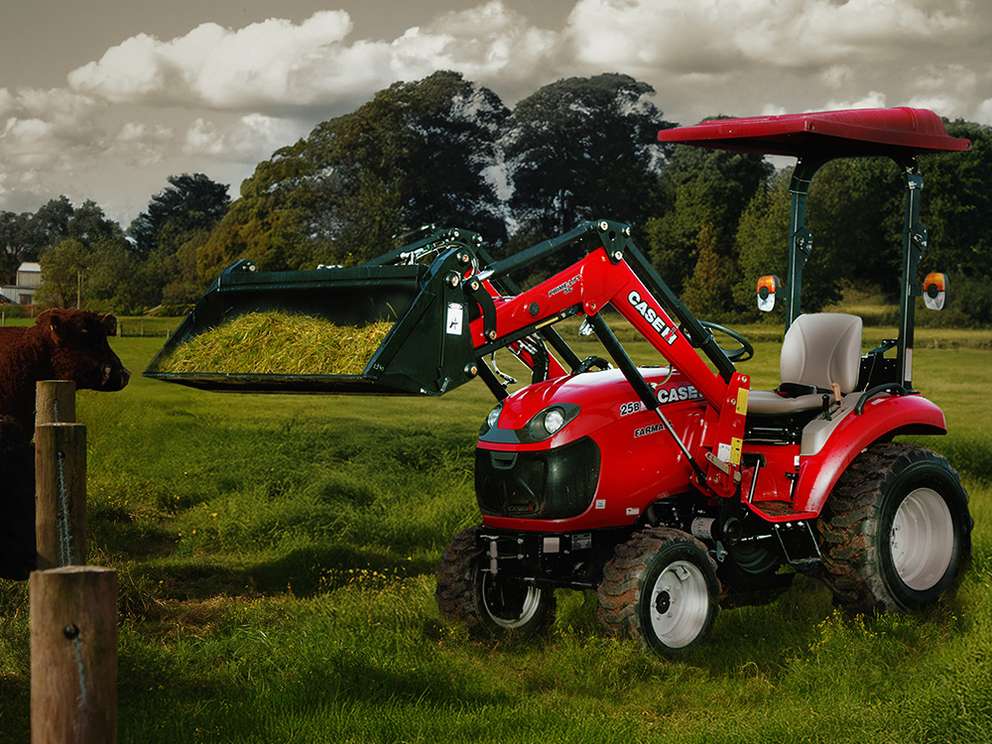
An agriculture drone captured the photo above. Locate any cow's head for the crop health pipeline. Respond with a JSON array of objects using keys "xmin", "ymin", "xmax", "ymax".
[{"xmin": 39, "ymin": 309, "xmax": 130, "ymax": 392}]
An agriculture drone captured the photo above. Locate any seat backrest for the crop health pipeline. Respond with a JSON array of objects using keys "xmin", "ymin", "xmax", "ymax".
[{"xmin": 780, "ymin": 313, "xmax": 863, "ymax": 393}]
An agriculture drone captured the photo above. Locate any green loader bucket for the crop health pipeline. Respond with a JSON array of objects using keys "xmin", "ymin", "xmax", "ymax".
[{"xmin": 145, "ymin": 240, "xmax": 480, "ymax": 396}]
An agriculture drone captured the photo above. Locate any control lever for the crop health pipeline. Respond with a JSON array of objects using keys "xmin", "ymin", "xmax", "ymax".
[{"xmin": 574, "ymin": 356, "xmax": 611, "ymax": 375}]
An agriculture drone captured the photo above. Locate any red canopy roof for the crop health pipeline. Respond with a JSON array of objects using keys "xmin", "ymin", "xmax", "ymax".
[{"xmin": 658, "ymin": 107, "xmax": 970, "ymax": 159}]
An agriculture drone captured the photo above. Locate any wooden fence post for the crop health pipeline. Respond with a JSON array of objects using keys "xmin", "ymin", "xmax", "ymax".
[
  {"xmin": 30, "ymin": 566, "xmax": 117, "ymax": 744},
  {"xmin": 35, "ymin": 423, "xmax": 87, "ymax": 570},
  {"xmin": 36, "ymin": 380, "xmax": 77, "ymax": 428}
]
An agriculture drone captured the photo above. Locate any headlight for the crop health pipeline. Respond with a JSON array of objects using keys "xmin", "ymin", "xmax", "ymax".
[
  {"xmin": 486, "ymin": 405, "xmax": 502, "ymax": 430},
  {"xmin": 525, "ymin": 404, "xmax": 579, "ymax": 440},
  {"xmin": 479, "ymin": 403, "xmax": 579, "ymax": 442},
  {"xmin": 542, "ymin": 407, "xmax": 566, "ymax": 435}
]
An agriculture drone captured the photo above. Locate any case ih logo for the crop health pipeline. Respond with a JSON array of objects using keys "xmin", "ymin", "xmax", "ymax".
[
  {"xmin": 657, "ymin": 384, "xmax": 702, "ymax": 404},
  {"xmin": 627, "ymin": 291, "xmax": 676, "ymax": 344},
  {"xmin": 548, "ymin": 275, "xmax": 581, "ymax": 297},
  {"xmin": 620, "ymin": 385, "xmax": 702, "ymax": 418}
]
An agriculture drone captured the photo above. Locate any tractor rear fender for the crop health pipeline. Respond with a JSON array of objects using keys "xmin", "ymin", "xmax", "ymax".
[{"xmin": 792, "ymin": 394, "xmax": 946, "ymax": 515}]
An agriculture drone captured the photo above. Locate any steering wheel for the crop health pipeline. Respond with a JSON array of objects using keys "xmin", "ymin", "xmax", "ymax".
[{"xmin": 699, "ymin": 320, "xmax": 754, "ymax": 363}]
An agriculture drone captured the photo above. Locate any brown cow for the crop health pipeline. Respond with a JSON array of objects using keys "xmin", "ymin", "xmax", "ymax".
[
  {"xmin": 0, "ymin": 309, "xmax": 130, "ymax": 433},
  {"xmin": 0, "ymin": 309, "xmax": 130, "ymax": 579}
]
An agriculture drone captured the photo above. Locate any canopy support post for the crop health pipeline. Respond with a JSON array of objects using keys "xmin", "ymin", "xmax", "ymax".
[
  {"xmin": 785, "ymin": 159, "xmax": 825, "ymax": 332},
  {"xmin": 896, "ymin": 160, "xmax": 926, "ymax": 389}
]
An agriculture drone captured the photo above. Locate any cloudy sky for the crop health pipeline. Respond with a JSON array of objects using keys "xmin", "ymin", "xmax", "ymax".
[{"xmin": 2, "ymin": 0, "xmax": 990, "ymax": 223}]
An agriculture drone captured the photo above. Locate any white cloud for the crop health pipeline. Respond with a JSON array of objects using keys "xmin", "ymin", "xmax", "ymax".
[
  {"xmin": 109, "ymin": 122, "xmax": 175, "ymax": 166},
  {"xmin": 116, "ymin": 121, "xmax": 172, "ymax": 143},
  {"xmin": 183, "ymin": 114, "xmax": 308, "ymax": 161},
  {"xmin": 564, "ymin": 0, "xmax": 976, "ymax": 75},
  {"xmin": 824, "ymin": 91, "xmax": 889, "ymax": 111},
  {"xmin": 975, "ymin": 100, "xmax": 992, "ymax": 126},
  {"xmin": 0, "ymin": 88, "xmax": 104, "ymax": 172},
  {"xmin": 68, "ymin": 3, "xmax": 557, "ymax": 113},
  {"xmin": 821, "ymin": 65, "xmax": 854, "ymax": 90}
]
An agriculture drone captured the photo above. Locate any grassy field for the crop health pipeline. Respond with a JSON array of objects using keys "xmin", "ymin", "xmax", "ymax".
[{"xmin": 1, "ymin": 321, "xmax": 992, "ymax": 742}]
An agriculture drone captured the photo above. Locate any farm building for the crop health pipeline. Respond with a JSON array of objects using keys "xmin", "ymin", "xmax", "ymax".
[{"xmin": 0, "ymin": 262, "xmax": 41, "ymax": 305}]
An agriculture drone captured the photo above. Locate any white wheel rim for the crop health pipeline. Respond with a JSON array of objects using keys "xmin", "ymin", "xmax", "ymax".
[
  {"xmin": 890, "ymin": 487, "xmax": 955, "ymax": 591},
  {"xmin": 481, "ymin": 574, "xmax": 543, "ymax": 629},
  {"xmin": 649, "ymin": 560, "xmax": 709, "ymax": 649}
]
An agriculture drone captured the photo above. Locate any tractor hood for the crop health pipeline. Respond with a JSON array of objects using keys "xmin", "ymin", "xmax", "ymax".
[{"xmin": 479, "ymin": 367, "xmax": 705, "ymax": 450}]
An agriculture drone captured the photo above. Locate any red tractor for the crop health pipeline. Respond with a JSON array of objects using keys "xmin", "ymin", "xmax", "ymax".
[
  {"xmin": 435, "ymin": 107, "xmax": 974, "ymax": 653},
  {"xmin": 151, "ymin": 107, "xmax": 973, "ymax": 655}
]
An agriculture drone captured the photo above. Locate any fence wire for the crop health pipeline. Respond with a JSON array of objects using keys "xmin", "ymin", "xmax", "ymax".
[{"xmin": 55, "ymin": 448, "xmax": 74, "ymax": 566}]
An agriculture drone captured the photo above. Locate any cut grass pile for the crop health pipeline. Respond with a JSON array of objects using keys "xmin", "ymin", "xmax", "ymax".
[{"xmin": 155, "ymin": 312, "xmax": 392, "ymax": 375}]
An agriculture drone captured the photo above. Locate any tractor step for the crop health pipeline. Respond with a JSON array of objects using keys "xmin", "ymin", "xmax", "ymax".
[
  {"xmin": 747, "ymin": 500, "xmax": 818, "ymax": 523},
  {"xmin": 772, "ymin": 520, "xmax": 822, "ymax": 570}
]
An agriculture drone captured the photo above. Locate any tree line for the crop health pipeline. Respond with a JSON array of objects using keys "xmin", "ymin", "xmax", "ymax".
[{"xmin": 1, "ymin": 71, "xmax": 990, "ymax": 323}]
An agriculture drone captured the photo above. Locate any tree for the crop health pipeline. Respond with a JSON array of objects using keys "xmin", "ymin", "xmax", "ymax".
[
  {"xmin": 504, "ymin": 74, "xmax": 673, "ymax": 243},
  {"xmin": 734, "ymin": 177, "xmax": 786, "ymax": 312},
  {"xmin": 0, "ymin": 211, "xmax": 32, "ymax": 284},
  {"xmin": 36, "ymin": 239, "xmax": 89, "ymax": 308},
  {"xmin": 66, "ymin": 200, "xmax": 123, "ymax": 246},
  {"xmin": 1, "ymin": 198, "xmax": 125, "ymax": 285},
  {"xmin": 806, "ymin": 157, "xmax": 903, "ymax": 298},
  {"xmin": 120, "ymin": 173, "xmax": 231, "ymax": 308},
  {"xmin": 28, "ymin": 197, "xmax": 75, "ymax": 251},
  {"xmin": 919, "ymin": 120, "xmax": 992, "ymax": 278},
  {"xmin": 129, "ymin": 174, "xmax": 231, "ymax": 256},
  {"xmin": 735, "ymin": 170, "xmax": 841, "ymax": 316},
  {"xmin": 199, "ymin": 71, "xmax": 508, "ymax": 277},
  {"xmin": 645, "ymin": 130, "xmax": 772, "ymax": 293},
  {"xmin": 682, "ymin": 223, "xmax": 733, "ymax": 317},
  {"xmin": 161, "ymin": 230, "xmax": 211, "ymax": 306}
]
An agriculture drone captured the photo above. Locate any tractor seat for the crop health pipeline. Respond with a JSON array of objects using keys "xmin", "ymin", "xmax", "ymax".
[{"xmin": 748, "ymin": 313, "xmax": 863, "ymax": 415}]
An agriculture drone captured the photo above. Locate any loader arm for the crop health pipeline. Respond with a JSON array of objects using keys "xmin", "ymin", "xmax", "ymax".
[
  {"xmin": 464, "ymin": 222, "xmax": 733, "ymax": 405},
  {"xmin": 471, "ymin": 248, "xmax": 728, "ymax": 408}
]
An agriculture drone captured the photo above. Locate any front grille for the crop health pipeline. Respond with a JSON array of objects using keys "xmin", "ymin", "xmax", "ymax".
[{"xmin": 475, "ymin": 437, "xmax": 600, "ymax": 519}]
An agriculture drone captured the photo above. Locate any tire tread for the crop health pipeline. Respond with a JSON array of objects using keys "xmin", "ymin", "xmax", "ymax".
[
  {"xmin": 818, "ymin": 442, "xmax": 970, "ymax": 613},
  {"xmin": 596, "ymin": 526, "xmax": 717, "ymax": 645}
]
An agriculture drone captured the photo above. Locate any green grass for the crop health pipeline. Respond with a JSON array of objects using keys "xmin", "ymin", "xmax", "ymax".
[{"xmin": 1, "ymin": 325, "xmax": 992, "ymax": 743}]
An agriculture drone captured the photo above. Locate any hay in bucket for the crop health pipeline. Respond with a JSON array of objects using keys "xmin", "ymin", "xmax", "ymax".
[{"xmin": 156, "ymin": 312, "xmax": 393, "ymax": 375}]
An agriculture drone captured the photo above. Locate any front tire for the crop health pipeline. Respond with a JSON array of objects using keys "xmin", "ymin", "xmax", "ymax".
[
  {"xmin": 819, "ymin": 442, "xmax": 972, "ymax": 613},
  {"xmin": 435, "ymin": 527, "xmax": 555, "ymax": 637},
  {"xmin": 598, "ymin": 527, "xmax": 720, "ymax": 656}
]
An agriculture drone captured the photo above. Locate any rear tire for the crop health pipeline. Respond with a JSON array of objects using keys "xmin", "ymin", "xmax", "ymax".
[
  {"xmin": 819, "ymin": 442, "xmax": 972, "ymax": 613},
  {"xmin": 435, "ymin": 527, "xmax": 555, "ymax": 637},
  {"xmin": 597, "ymin": 527, "xmax": 720, "ymax": 656}
]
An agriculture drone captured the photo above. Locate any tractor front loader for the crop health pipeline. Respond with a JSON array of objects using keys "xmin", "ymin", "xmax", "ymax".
[{"xmin": 149, "ymin": 107, "xmax": 973, "ymax": 656}]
